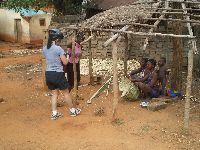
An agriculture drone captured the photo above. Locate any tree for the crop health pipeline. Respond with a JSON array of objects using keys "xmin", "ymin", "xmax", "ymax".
[{"xmin": 5, "ymin": 0, "xmax": 83, "ymax": 15}]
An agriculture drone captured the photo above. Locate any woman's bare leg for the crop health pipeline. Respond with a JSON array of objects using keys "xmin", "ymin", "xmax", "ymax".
[
  {"xmin": 51, "ymin": 89, "xmax": 59, "ymax": 112},
  {"xmin": 62, "ymin": 88, "xmax": 74, "ymax": 108}
]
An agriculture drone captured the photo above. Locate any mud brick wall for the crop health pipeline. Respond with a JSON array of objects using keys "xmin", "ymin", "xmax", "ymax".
[
  {"xmin": 50, "ymin": 29, "xmax": 199, "ymax": 68},
  {"xmin": 45, "ymin": 17, "xmax": 200, "ymax": 69},
  {"xmin": 79, "ymin": 25, "xmax": 200, "ymax": 68}
]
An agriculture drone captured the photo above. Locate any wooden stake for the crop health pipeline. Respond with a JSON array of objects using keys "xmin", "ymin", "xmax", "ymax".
[
  {"xmin": 112, "ymin": 37, "xmax": 121, "ymax": 120},
  {"xmin": 72, "ymin": 35, "xmax": 78, "ymax": 98},
  {"xmin": 184, "ymin": 46, "xmax": 194, "ymax": 129},
  {"xmin": 88, "ymin": 32, "xmax": 94, "ymax": 85},
  {"xmin": 124, "ymin": 34, "xmax": 129, "ymax": 76},
  {"xmin": 181, "ymin": 3, "xmax": 196, "ymax": 129}
]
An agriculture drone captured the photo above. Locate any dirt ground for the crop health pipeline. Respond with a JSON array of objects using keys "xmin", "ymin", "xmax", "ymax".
[{"xmin": 0, "ymin": 41, "xmax": 199, "ymax": 150}]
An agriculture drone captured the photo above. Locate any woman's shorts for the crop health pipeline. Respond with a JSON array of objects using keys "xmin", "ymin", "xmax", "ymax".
[{"xmin": 45, "ymin": 71, "xmax": 69, "ymax": 90}]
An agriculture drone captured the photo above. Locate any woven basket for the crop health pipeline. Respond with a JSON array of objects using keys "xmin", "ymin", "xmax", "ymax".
[{"xmin": 119, "ymin": 77, "xmax": 139, "ymax": 101}]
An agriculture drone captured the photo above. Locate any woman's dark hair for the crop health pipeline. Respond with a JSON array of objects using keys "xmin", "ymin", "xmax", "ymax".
[
  {"xmin": 148, "ymin": 59, "xmax": 157, "ymax": 67},
  {"xmin": 141, "ymin": 58, "xmax": 149, "ymax": 64},
  {"xmin": 160, "ymin": 57, "xmax": 166, "ymax": 63},
  {"xmin": 47, "ymin": 37, "xmax": 53, "ymax": 49},
  {"xmin": 47, "ymin": 29, "xmax": 64, "ymax": 49}
]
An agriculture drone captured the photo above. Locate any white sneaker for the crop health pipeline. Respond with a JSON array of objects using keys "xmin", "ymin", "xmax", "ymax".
[
  {"xmin": 75, "ymin": 108, "xmax": 81, "ymax": 115},
  {"xmin": 140, "ymin": 102, "xmax": 149, "ymax": 108},
  {"xmin": 70, "ymin": 108, "xmax": 81, "ymax": 117},
  {"xmin": 51, "ymin": 112, "xmax": 63, "ymax": 120}
]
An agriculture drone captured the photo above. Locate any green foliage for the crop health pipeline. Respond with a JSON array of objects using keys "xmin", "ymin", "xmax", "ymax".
[
  {"xmin": 5, "ymin": 0, "xmax": 84, "ymax": 15},
  {"xmin": 5, "ymin": 0, "xmax": 50, "ymax": 12}
]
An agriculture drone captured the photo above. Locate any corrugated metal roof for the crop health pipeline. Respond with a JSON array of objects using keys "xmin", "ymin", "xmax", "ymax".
[{"xmin": 10, "ymin": 8, "xmax": 47, "ymax": 16}]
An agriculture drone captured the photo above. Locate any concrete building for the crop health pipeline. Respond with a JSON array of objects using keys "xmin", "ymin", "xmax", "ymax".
[{"xmin": 0, "ymin": 8, "xmax": 51, "ymax": 44}]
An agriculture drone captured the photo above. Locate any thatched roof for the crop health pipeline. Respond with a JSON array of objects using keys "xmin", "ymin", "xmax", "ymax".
[
  {"xmin": 81, "ymin": 2, "xmax": 160, "ymax": 28},
  {"xmin": 95, "ymin": 0, "xmax": 139, "ymax": 10}
]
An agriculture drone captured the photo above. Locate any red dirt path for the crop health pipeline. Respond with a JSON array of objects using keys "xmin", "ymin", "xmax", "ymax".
[{"xmin": 0, "ymin": 41, "xmax": 199, "ymax": 150}]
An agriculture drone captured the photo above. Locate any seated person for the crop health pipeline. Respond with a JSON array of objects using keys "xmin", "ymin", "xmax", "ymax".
[
  {"xmin": 129, "ymin": 57, "xmax": 149, "ymax": 81},
  {"xmin": 131, "ymin": 59, "xmax": 160, "ymax": 107},
  {"xmin": 157, "ymin": 57, "xmax": 168, "ymax": 96}
]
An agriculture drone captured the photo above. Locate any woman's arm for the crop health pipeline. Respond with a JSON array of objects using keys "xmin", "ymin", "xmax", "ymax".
[
  {"xmin": 149, "ymin": 72, "xmax": 158, "ymax": 88},
  {"xmin": 131, "ymin": 72, "xmax": 149, "ymax": 82},
  {"xmin": 130, "ymin": 68, "xmax": 142, "ymax": 76},
  {"xmin": 60, "ymin": 54, "xmax": 68, "ymax": 65}
]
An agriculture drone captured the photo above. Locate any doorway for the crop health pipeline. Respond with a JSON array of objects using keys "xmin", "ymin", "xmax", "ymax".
[{"xmin": 14, "ymin": 19, "xmax": 22, "ymax": 42}]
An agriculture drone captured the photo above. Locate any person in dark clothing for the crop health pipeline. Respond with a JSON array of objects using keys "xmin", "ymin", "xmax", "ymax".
[
  {"xmin": 129, "ymin": 57, "xmax": 149, "ymax": 81},
  {"xmin": 63, "ymin": 41, "xmax": 81, "ymax": 92},
  {"xmin": 131, "ymin": 59, "xmax": 160, "ymax": 107}
]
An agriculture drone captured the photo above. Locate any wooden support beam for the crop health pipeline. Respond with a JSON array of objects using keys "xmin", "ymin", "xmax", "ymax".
[
  {"xmin": 181, "ymin": 3, "xmax": 196, "ymax": 129},
  {"xmin": 143, "ymin": 18, "xmax": 200, "ymax": 24},
  {"xmin": 65, "ymin": 26, "xmax": 195, "ymax": 38},
  {"xmin": 142, "ymin": 0, "xmax": 169, "ymax": 51},
  {"xmin": 103, "ymin": 25, "xmax": 129, "ymax": 47},
  {"xmin": 182, "ymin": 3, "xmax": 198, "ymax": 54},
  {"xmin": 146, "ymin": 8, "xmax": 200, "ymax": 11},
  {"xmin": 113, "ymin": 23, "xmax": 156, "ymax": 28},
  {"xmin": 184, "ymin": 45, "xmax": 194, "ymax": 129},
  {"xmin": 80, "ymin": 35, "xmax": 94, "ymax": 45},
  {"xmin": 88, "ymin": 32, "xmax": 94, "ymax": 85},
  {"xmin": 131, "ymin": 0, "xmax": 159, "ymax": 5},
  {"xmin": 72, "ymin": 35, "xmax": 78, "ymax": 99},
  {"xmin": 124, "ymin": 35, "xmax": 129, "ymax": 76},
  {"xmin": 149, "ymin": 12, "xmax": 200, "ymax": 17},
  {"xmin": 112, "ymin": 37, "xmax": 121, "ymax": 120},
  {"xmin": 168, "ymin": 0, "xmax": 200, "ymax": 4}
]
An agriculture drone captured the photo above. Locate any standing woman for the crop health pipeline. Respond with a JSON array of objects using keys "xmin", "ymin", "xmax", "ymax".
[
  {"xmin": 42, "ymin": 29, "xmax": 81, "ymax": 120},
  {"xmin": 65, "ymin": 34, "xmax": 83, "ymax": 92}
]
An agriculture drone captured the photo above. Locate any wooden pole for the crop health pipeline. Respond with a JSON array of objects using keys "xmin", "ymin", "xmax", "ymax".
[
  {"xmin": 88, "ymin": 32, "xmax": 94, "ymax": 85},
  {"xmin": 181, "ymin": 3, "xmax": 198, "ymax": 55},
  {"xmin": 113, "ymin": 23, "xmax": 156, "ymax": 28},
  {"xmin": 146, "ymin": 8, "xmax": 200, "ymax": 11},
  {"xmin": 143, "ymin": 0, "xmax": 169, "ymax": 50},
  {"xmin": 184, "ymin": 47, "xmax": 194, "ymax": 129},
  {"xmin": 181, "ymin": 3, "xmax": 196, "ymax": 129},
  {"xmin": 80, "ymin": 35, "xmax": 94, "ymax": 45},
  {"xmin": 171, "ymin": 1, "xmax": 183, "ymax": 91},
  {"xmin": 103, "ymin": 25, "xmax": 129, "ymax": 47},
  {"xmin": 143, "ymin": 18, "xmax": 200, "ymax": 24},
  {"xmin": 168, "ymin": 0, "xmax": 200, "ymax": 4},
  {"xmin": 72, "ymin": 35, "xmax": 78, "ymax": 98},
  {"xmin": 124, "ymin": 34, "xmax": 129, "ymax": 76},
  {"xmin": 65, "ymin": 26, "xmax": 195, "ymax": 38},
  {"xmin": 112, "ymin": 37, "xmax": 121, "ymax": 120}
]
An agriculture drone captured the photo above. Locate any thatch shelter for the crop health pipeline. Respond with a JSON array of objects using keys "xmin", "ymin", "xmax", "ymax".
[{"xmin": 45, "ymin": 0, "xmax": 200, "ymax": 129}]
